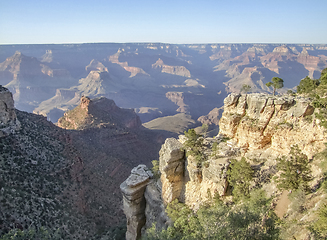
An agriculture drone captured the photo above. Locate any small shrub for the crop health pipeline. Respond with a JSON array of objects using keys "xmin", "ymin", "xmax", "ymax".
[
  {"xmin": 276, "ymin": 145, "xmax": 312, "ymax": 192},
  {"xmin": 151, "ymin": 160, "xmax": 160, "ymax": 180},
  {"xmin": 227, "ymin": 157, "xmax": 254, "ymax": 201},
  {"xmin": 310, "ymin": 203, "xmax": 327, "ymax": 239},
  {"xmin": 183, "ymin": 129, "xmax": 205, "ymax": 164}
]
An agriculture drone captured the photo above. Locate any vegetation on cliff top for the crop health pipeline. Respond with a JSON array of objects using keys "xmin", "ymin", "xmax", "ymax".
[
  {"xmin": 143, "ymin": 189, "xmax": 279, "ymax": 240},
  {"xmin": 265, "ymin": 77, "xmax": 284, "ymax": 96},
  {"xmin": 297, "ymin": 68, "xmax": 327, "ymax": 128}
]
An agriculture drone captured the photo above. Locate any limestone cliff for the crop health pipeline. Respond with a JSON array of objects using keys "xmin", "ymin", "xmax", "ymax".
[
  {"xmin": 219, "ymin": 93, "xmax": 325, "ymax": 159},
  {"xmin": 0, "ymin": 86, "xmax": 20, "ymax": 137},
  {"xmin": 121, "ymin": 93, "xmax": 327, "ymax": 240},
  {"xmin": 152, "ymin": 58, "xmax": 191, "ymax": 78}
]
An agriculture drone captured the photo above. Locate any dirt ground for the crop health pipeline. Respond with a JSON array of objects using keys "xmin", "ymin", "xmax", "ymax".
[{"xmin": 275, "ymin": 190, "xmax": 291, "ymax": 218}]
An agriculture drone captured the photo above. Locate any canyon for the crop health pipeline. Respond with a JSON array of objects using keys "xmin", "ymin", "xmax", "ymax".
[
  {"xmin": 1, "ymin": 43, "xmax": 326, "ymax": 131},
  {"xmin": 1, "ymin": 43, "xmax": 327, "ymax": 239},
  {"xmin": 0, "ymin": 86, "xmax": 165, "ymax": 239}
]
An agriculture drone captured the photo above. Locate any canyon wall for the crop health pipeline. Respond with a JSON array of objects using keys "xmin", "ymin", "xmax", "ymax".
[
  {"xmin": 219, "ymin": 93, "xmax": 325, "ymax": 159},
  {"xmin": 121, "ymin": 93, "xmax": 327, "ymax": 240}
]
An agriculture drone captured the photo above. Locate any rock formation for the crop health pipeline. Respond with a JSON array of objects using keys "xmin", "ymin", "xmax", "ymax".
[
  {"xmin": 159, "ymin": 138, "xmax": 185, "ymax": 204},
  {"xmin": 197, "ymin": 107, "xmax": 222, "ymax": 126},
  {"xmin": 219, "ymin": 93, "xmax": 325, "ymax": 159},
  {"xmin": 109, "ymin": 49, "xmax": 149, "ymax": 77},
  {"xmin": 0, "ymin": 86, "xmax": 20, "ymax": 137},
  {"xmin": 85, "ymin": 59, "xmax": 108, "ymax": 73},
  {"xmin": 120, "ymin": 165, "xmax": 153, "ymax": 240},
  {"xmin": 121, "ymin": 137, "xmax": 232, "ymax": 238},
  {"xmin": 58, "ymin": 96, "xmax": 141, "ymax": 130},
  {"xmin": 121, "ymin": 92, "xmax": 327, "ymax": 239},
  {"xmin": 152, "ymin": 58, "xmax": 191, "ymax": 78}
]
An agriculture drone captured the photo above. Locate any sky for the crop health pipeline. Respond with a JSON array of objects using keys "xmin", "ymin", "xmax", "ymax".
[{"xmin": 0, "ymin": 0, "xmax": 326, "ymax": 45}]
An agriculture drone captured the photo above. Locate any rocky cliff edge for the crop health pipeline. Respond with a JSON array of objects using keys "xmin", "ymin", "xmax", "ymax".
[{"xmin": 120, "ymin": 93, "xmax": 327, "ymax": 240}]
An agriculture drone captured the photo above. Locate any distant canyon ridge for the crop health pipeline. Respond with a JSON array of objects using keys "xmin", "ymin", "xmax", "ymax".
[{"xmin": 0, "ymin": 43, "xmax": 326, "ymax": 130}]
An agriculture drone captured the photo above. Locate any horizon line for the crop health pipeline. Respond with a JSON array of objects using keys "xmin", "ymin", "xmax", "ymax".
[{"xmin": 1, "ymin": 42, "xmax": 327, "ymax": 46}]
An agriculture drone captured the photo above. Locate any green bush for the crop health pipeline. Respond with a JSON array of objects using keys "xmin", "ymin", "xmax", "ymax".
[
  {"xmin": 276, "ymin": 145, "xmax": 312, "ymax": 191},
  {"xmin": 310, "ymin": 203, "xmax": 327, "ymax": 239},
  {"xmin": 0, "ymin": 227, "xmax": 62, "ymax": 240},
  {"xmin": 143, "ymin": 189, "xmax": 279, "ymax": 240},
  {"xmin": 227, "ymin": 157, "xmax": 254, "ymax": 201},
  {"xmin": 183, "ymin": 129, "xmax": 205, "ymax": 165},
  {"xmin": 297, "ymin": 76, "xmax": 320, "ymax": 94},
  {"xmin": 151, "ymin": 160, "xmax": 160, "ymax": 180}
]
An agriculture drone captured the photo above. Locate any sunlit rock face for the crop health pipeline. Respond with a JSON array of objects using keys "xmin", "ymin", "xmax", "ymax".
[{"xmin": 218, "ymin": 93, "xmax": 325, "ymax": 159}]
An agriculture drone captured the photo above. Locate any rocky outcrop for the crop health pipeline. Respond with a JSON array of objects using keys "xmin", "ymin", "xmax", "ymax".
[
  {"xmin": 219, "ymin": 93, "xmax": 326, "ymax": 159},
  {"xmin": 58, "ymin": 96, "xmax": 142, "ymax": 130},
  {"xmin": 0, "ymin": 86, "xmax": 20, "ymax": 137},
  {"xmin": 120, "ymin": 165, "xmax": 153, "ymax": 240},
  {"xmin": 159, "ymin": 138, "xmax": 185, "ymax": 204},
  {"xmin": 121, "ymin": 92, "xmax": 327, "ymax": 239},
  {"xmin": 183, "ymin": 153, "xmax": 230, "ymax": 209},
  {"xmin": 121, "ymin": 137, "xmax": 233, "ymax": 238}
]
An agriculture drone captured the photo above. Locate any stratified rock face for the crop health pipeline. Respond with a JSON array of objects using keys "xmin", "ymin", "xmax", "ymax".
[
  {"xmin": 219, "ymin": 93, "xmax": 326, "ymax": 158},
  {"xmin": 120, "ymin": 165, "xmax": 153, "ymax": 240},
  {"xmin": 159, "ymin": 138, "xmax": 185, "ymax": 204},
  {"xmin": 152, "ymin": 58, "xmax": 191, "ymax": 78},
  {"xmin": 85, "ymin": 59, "xmax": 108, "ymax": 73},
  {"xmin": 0, "ymin": 86, "xmax": 20, "ymax": 137},
  {"xmin": 183, "ymin": 154, "xmax": 230, "ymax": 210}
]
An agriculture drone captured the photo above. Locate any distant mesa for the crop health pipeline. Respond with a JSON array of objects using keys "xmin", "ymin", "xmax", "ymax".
[
  {"xmin": 197, "ymin": 107, "xmax": 222, "ymax": 126},
  {"xmin": 85, "ymin": 59, "xmax": 108, "ymax": 73},
  {"xmin": 108, "ymin": 49, "xmax": 149, "ymax": 77},
  {"xmin": 152, "ymin": 58, "xmax": 191, "ymax": 78},
  {"xmin": 77, "ymin": 70, "xmax": 113, "ymax": 96},
  {"xmin": 272, "ymin": 45, "xmax": 291, "ymax": 54},
  {"xmin": 161, "ymin": 79, "xmax": 205, "ymax": 89},
  {"xmin": 41, "ymin": 50, "xmax": 53, "ymax": 63}
]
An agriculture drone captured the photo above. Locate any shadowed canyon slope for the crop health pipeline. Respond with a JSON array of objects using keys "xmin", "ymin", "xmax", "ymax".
[
  {"xmin": 0, "ymin": 87, "xmax": 167, "ymax": 239},
  {"xmin": 1, "ymin": 43, "xmax": 326, "ymax": 125}
]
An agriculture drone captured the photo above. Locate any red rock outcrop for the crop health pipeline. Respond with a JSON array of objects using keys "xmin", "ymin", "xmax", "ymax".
[{"xmin": 58, "ymin": 96, "xmax": 141, "ymax": 130}]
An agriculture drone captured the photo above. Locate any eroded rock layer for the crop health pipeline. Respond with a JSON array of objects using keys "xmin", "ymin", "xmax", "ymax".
[{"xmin": 219, "ymin": 93, "xmax": 325, "ymax": 158}]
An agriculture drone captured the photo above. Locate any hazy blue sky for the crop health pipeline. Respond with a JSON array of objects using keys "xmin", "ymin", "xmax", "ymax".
[{"xmin": 0, "ymin": 0, "xmax": 326, "ymax": 44}]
